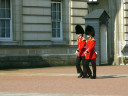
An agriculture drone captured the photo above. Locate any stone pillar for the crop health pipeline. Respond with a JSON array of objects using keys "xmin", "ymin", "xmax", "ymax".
[
  {"xmin": 114, "ymin": 0, "xmax": 124, "ymax": 65},
  {"xmin": 120, "ymin": 0, "xmax": 125, "ymax": 65},
  {"xmin": 63, "ymin": 0, "xmax": 71, "ymax": 44},
  {"xmin": 108, "ymin": 0, "xmax": 116, "ymax": 64},
  {"xmin": 14, "ymin": 0, "xmax": 23, "ymax": 45}
]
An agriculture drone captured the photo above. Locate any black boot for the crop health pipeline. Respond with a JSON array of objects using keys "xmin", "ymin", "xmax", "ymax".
[
  {"xmin": 88, "ymin": 75, "xmax": 93, "ymax": 79},
  {"xmin": 82, "ymin": 75, "xmax": 89, "ymax": 78},
  {"xmin": 82, "ymin": 75, "xmax": 86, "ymax": 78},
  {"xmin": 91, "ymin": 76, "xmax": 96, "ymax": 79},
  {"xmin": 78, "ymin": 73, "xmax": 83, "ymax": 78}
]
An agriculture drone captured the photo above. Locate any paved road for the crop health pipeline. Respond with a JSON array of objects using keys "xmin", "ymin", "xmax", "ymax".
[{"xmin": 0, "ymin": 65, "xmax": 128, "ymax": 96}]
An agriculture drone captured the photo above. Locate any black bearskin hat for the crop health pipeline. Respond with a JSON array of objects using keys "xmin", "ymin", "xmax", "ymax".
[
  {"xmin": 75, "ymin": 24, "xmax": 84, "ymax": 34},
  {"xmin": 85, "ymin": 25, "xmax": 95, "ymax": 37}
]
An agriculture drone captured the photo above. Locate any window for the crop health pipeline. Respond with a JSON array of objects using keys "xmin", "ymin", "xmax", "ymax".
[
  {"xmin": 0, "ymin": 0, "xmax": 12, "ymax": 41},
  {"xmin": 51, "ymin": 1, "xmax": 62, "ymax": 40}
]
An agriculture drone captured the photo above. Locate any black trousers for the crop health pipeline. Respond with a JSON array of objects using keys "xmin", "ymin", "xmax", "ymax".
[
  {"xmin": 85, "ymin": 59, "xmax": 96, "ymax": 77},
  {"xmin": 76, "ymin": 56, "xmax": 87, "ymax": 76}
]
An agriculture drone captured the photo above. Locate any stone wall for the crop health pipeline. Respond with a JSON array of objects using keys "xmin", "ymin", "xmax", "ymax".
[
  {"xmin": 0, "ymin": 46, "xmax": 77, "ymax": 69},
  {"xmin": 124, "ymin": 0, "xmax": 128, "ymax": 42},
  {"xmin": 22, "ymin": 0, "xmax": 52, "ymax": 45},
  {"xmin": 70, "ymin": 0, "xmax": 88, "ymax": 45},
  {"xmin": 0, "ymin": 0, "xmax": 86, "ymax": 68},
  {"xmin": 122, "ymin": 0, "xmax": 128, "ymax": 65}
]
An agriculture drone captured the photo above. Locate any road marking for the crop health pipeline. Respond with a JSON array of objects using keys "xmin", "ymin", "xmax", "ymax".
[
  {"xmin": 0, "ymin": 72, "xmax": 128, "ymax": 78},
  {"xmin": 0, "ymin": 92, "xmax": 119, "ymax": 96},
  {"xmin": 0, "ymin": 73, "xmax": 77, "ymax": 76}
]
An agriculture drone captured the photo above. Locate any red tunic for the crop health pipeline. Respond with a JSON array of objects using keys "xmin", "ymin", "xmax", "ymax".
[
  {"xmin": 77, "ymin": 37, "xmax": 86, "ymax": 57},
  {"xmin": 85, "ymin": 38, "xmax": 97, "ymax": 59}
]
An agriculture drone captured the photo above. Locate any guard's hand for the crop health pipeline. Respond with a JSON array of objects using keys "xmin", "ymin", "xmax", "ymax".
[
  {"xmin": 84, "ymin": 51, "xmax": 88, "ymax": 54},
  {"xmin": 75, "ymin": 50, "xmax": 78, "ymax": 55},
  {"xmin": 84, "ymin": 51, "xmax": 88, "ymax": 56}
]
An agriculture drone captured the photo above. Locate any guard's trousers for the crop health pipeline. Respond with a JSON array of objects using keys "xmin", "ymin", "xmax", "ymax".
[
  {"xmin": 76, "ymin": 56, "xmax": 87, "ymax": 76},
  {"xmin": 85, "ymin": 59, "xmax": 96, "ymax": 77}
]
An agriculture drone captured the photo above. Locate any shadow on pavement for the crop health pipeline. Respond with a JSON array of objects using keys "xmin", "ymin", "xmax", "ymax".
[{"xmin": 97, "ymin": 75, "xmax": 128, "ymax": 79}]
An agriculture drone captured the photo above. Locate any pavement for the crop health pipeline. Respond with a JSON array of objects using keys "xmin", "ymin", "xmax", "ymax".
[{"xmin": 0, "ymin": 65, "xmax": 128, "ymax": 96}]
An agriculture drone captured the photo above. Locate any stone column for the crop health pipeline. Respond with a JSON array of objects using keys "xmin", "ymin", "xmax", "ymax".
[
  {"xmin": 63, "ymin": 0, "xmax": 71, "ymax": 44},
  {"xmin": 108, "ymin": 0, "xmax": 116, "ymax": 64},
  {"xmin": 120, "ymin": 0, "xmax": 125, "ymax": 65},
  {"xmin": 14, "ymin": 0, "xmax": 23, "ymax": 45},
  {"xmin": 114, "ymin": 0, "xmax": 124, "ymax": 65}
]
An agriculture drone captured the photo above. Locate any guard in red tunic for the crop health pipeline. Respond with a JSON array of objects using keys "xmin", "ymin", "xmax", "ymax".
[
  {"xmin": 75, "ymin": 25, "xmax": 87, "ymax": 78},
  {"xmin": 84, "ymin": 25, "xmax": 97, "ymax": 79}
]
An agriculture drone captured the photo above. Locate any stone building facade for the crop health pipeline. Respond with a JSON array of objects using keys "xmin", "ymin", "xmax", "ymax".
[
  {"xmin": 0, "ymin": 0, "xmax": 88, "ymax": 68},
  {"xmin": 0, "ymin": 0, "xmax": 127, "ymax": 68},
  {"xmin": 87, "ymin": 0, "xmax": 128, "ymax": 66}
]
